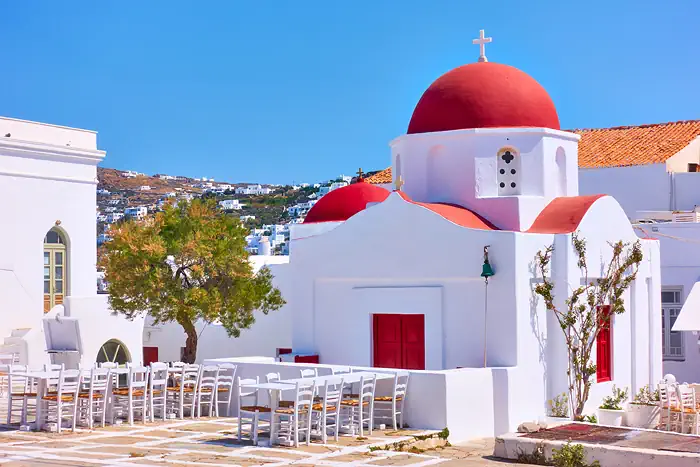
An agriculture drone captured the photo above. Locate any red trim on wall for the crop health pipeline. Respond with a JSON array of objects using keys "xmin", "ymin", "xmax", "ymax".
[{"xmin": 397, "ymin": 191, "xmax": 498, "ymax": 230}]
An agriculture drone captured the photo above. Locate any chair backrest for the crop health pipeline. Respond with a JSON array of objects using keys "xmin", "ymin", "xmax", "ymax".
[
  {"xmin": 0, "ymin": 354, "xmax": 14, "ymax": 366},
  {"xmin": 678, "ymin": 384, "xmax": 696, "ymax": 410},
  {"xmin": 394, "ymin": 371, "xmax": 409, "ymax": 400},
  {"xmin": 237, "ymin": 376, "xmax": 259, "ymax": 405},
  {"xmin": 57, "ymin": 369, "xmax": 82, "ymax": 397},
  {"xmin": 332, "ymin": 366, "xmax": 351, "ymax": 375},
  {"xmin": 294, "ymin": 381, "xmax": 316, "ymax": 410},
  {"xmin": 300, "ymin": 368, "xmax": 317, "ymax": 378},
  {"xmin": 323, "ymin": 377, "xmax": 344, "ymax": 407},
  {"xmin": 182, "ymin": 364, "xmax": 200, "ymax": 392},
  {"xmin": 266, "ymin": 372, "xmax": 281, "ymax": 383},
  {"xmin": 8, "ymin": 364, "xmax": 29, "ymax": 394},
  {"xmin": 199, "ymin": 365, "xmax": 219, "ymax": 392},
  {"xmin": 128, "ymin": 366, "xmax": 150, "ymax": 391},
  {"xmin": 44, "ymin": 363, "xmax": 64, "ymax": 371},
  {"xmin": 86, "ymin": 368, "xmax": 111, "ymax": 394},
  {"xmin": 99, "ymin": 362, "xmax": 118, "ymax": 369},
  {"xmin": 359, "ymin": 375, "xmax": 377, "ymax": 403},
  {"xmin": 150, "ymin": 363, "xmax": 168, "ymax": 391},
  {"xmin": 216, "ymin": 363, "xmax": 236, "ymax": 401},
  {"xmin": 170, "ymin": 361, "xmax": 186, "ymax": 368}
]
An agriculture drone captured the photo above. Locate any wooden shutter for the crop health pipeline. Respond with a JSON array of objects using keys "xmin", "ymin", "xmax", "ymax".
[
  {"xmin": 373, "ymin": 314, "xmax": 403, "ymax": 369},
  {"xmin": 596, "ymin": 305, "xmax": 612, "ymax": 382},
  {"xmin": 401, "ymin": 314, "xmax": 425, "ymax": 370}
]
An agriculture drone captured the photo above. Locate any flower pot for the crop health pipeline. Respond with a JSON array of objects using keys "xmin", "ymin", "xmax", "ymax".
[
  {"xmin": 625, "ymin": 403, "xmax": 661, "ymax": 429},
  {"xmin": 598, "ymin": 408, "xmax": 625, "ymax": 426}
]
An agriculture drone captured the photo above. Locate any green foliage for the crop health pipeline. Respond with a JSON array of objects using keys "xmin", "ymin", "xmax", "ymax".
[
  {"xmin": 631, "ymin": 384, "xmax": 659, "ymax": 406},
  {"xmin": 551, "ymin": 443, "xmax": 600, "ymax": 467},
  {"xmin": 517, "ymin": 443, "xmax": 549, "ymax": 465},
  {"xmin": 548, "ymin": 393, "xmax": 569, "ymax": 418},
  {"xmin": 437, "ymin": 427, "xmax": 450, "ymax": 440},
  {"xmin": 583, "ymin": 414, "xmax": 597, "ymax": 424},
  {"xmin": 534, "ymin": 232, "xmax": 643, "ymax": 419},
  {"xmin": 101, "ymin": 199, "xmax": 285, "ymax": 362},
  {"xmin": 599, "ymin": 385, "xmax": 628, "ymax": 410}
]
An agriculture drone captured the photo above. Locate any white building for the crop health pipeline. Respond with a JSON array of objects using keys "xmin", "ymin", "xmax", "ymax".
[
  {"xmin": 139, "ymin": 185, "xmax": 151, "ymax": 191},
  {"xmin": 105, "ymin": 212, "xmax": 124, "ymax": 223},
  {"xmin": 0, "ymin": 116, "xmax": 143, "ymax": 368},
  {"xmin": 124, "ymin": 206, "xmax": 148, "ymax": 219},
  {"xmin": 317, "ymin": 181, "xmax": 348, "ymax": 198},
  {"xmin": 219, "ymin": 199, "xmax": 243, "ymax": 210},
  {"xmin": 235, "ymin": 184, "xmax": 273, "ymax": 196},
  {"xmin": 239, "ymin": 215, "xmax": 256, "ymax": 222},
  {"xmin": 572, "ymin": 120, "xmax": 700, "ymax": 383},
  {"xmin": 287, "ymin": 200, "xmax": 318, "ymax": 218}
]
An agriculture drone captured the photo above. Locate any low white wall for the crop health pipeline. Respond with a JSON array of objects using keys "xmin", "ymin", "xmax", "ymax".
[{"xmin": 203, "ymin": 357, "xmax": 521, "ymax": 442}]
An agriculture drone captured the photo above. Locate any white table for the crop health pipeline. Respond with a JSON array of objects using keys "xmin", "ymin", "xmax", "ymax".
[
  {"xmin": 10, "ymin": 368, "xmax": 129, "ymax": 431},
  {"xmin": 244, "ymin": 371, "xmax": 394, "ymax": 445}
]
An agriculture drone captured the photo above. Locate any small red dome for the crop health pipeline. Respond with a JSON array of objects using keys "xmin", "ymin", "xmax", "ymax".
[
  {"xmin": 407, "ymin": 62, "xmax": 560, "ymax": 134},
  {"xmin": 304, "ymin": 180, "xmax": 390, "ymax": 223}
]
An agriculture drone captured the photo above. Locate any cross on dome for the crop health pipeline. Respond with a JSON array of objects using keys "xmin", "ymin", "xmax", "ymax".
[
  {"xmin": 394, "ymin": 175, "xmax": 405, "ymax": 191},
  {"xmin": 472, "ymin": 29, "xmax": 492, "ymax": 63},
  {"xmin": 356, "ymin": 167, "xmax": 364, "ymax": 180}
]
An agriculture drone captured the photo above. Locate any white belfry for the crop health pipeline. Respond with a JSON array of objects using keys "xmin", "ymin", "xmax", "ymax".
[{"xmin": 472, "ymin": 29, "xmax": 492, "ymax": 62}]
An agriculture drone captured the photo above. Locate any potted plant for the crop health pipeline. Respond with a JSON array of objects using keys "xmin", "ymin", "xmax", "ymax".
[
  {"xmin": 625, "ymin": 385, "xmax": 661, "ymax": 428},
  {"xmin": 598, "ymin": 385, "xmax": 628, "ymax": 426}
]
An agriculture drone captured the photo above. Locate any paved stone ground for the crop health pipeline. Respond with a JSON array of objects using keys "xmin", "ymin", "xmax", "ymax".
[{"xmin": 0, "ymin": 418, "xmax": 530, "ymax": 466}]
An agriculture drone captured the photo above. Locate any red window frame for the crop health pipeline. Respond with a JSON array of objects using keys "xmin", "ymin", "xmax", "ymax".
[{"xmin": 596, "ymin": 305, "xmax": 612, "ymax": 382}]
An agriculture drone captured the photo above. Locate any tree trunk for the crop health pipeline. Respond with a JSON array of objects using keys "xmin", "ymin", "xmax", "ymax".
[{"xmin": 178, "ymin": 318, "xmax": 198, "ymax": 364}]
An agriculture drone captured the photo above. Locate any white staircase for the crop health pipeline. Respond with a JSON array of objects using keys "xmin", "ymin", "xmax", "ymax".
[{"xmin": 0, "ymin": 328, "xmax": 31, "ymax": 363}]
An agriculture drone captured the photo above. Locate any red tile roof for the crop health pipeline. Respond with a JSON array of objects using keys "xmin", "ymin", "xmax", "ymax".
[
  {"xmin": 365, "ymin": 120, "xmax": 700, "ymax": 182},
  {"xmin": 397, "ymin": 191, "xmax": 498, "ymax": 230},
  {"xmin": 527, "ymin": 195, "xmax": 606, "ymax": 234}
]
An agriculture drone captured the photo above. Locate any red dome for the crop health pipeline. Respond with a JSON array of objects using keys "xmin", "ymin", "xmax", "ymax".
[
  {"xmin": 303, "ymin": 180, "xmax": 390, "ymax": 223},
  {"xmin": 407, "ymin": 62, "xmax": 560, "ymax": 134}
]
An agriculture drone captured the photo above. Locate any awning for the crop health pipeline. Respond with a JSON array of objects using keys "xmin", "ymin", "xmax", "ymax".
[{"xmin": 673, "ymin": 282, "xmax": 700, "ymax": 331}]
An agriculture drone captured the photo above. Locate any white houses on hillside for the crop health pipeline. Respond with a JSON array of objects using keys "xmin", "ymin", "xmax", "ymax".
[
  {"xmin": 236, "ymin": 184, "xmax": 272, "ymax": 195},
  {"xmin": 124, "ymin": 206, "xmax": 148, "ymax": 219},
  {"xmin": 218, "ymin": 199, "xmax": 243, "ymax": 210}
]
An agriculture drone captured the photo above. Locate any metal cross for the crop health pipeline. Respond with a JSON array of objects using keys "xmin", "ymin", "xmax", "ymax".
[
  {"xmin": 356, "ymin": 168, "xmax": 364, "ymax": 180},
  {"xmin": 394, "ymin": 175, "xmax": 405, "ymax": 191},
  {"xmin": 472, "ymin": 29, "xmax": 493, "ymax": 63}
]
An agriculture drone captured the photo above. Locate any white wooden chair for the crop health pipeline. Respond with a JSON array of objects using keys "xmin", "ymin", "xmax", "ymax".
[
  {"xmin": 41, "ymin": 369, "xmax": 81, "ymax": 433},
  {"xmin": 167, "ymin": 364, "xmax": 199, "ymax": 419},
  {"xmin": 374, "ymin": 372, "xmax": 409, "ymax": 430},
  {"xmin": 659, "ymin": 382, "xmax": 679, "ymax": 431},
  {"xmin": 341, "ymin": 374, "xmax": 376, "ymax": 437},
  {"xmin": 311, "ymin": 377, "xmax": 344, "ymax": 443},
  {"xmin": 0, "ymin": 354, "xmax": 15, "ymax": 397},
  {"xmin": 196, "ymin": 365, "xmax": 219, "ymax": 418},
  {"xmin": 6, "ymin": 365, "xmax": 34, "ymax": 425},
  {"xmin": 266, "ymin": 372, "xmax": 294, "ymax": 409},
  {"xmin": 214, "ymin": 363, "xmax": 236, "ymax": 417},
  {"xmin": 300, "ymin": 368, "xmax": 318, "ymax": 378},
  {"xmin": 77, "ymin": 368, "xmax": 110, "ymax": 429},
  {"xmin": 271, "ymin": 381, "xmax": 315, "ymax": 447},
  {"xmin": 112, "ymin": 366, "xmax": 149, "ymax": 425},
  {"xmin": 332, "ymin": 366, "xmax": 351, "ymax": 375},
  {"xmin": 677, "ymin": 384, "xmax": 699, "ymax": 434},
  {"xmin": 149, "ymin": 363, "xmax": 168, "ymax": 422},
  {"xmin": 237, "ymin": 376, "xmax": 270, "ymax": 445}
]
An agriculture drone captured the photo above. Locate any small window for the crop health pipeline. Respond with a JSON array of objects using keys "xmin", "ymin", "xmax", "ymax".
[
  {"xmin": 497, "ymin": 147, "xmax": 521, "ymax": 196},
  {"xmin": 689, "ymin": 163, "xmax": 699, "ymax": 172}
]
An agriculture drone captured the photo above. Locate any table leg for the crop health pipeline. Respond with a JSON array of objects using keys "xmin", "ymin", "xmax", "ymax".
[
  {"xmin": 269, "ymin": 389, "xmax": 278, "ymax": 446},
  {"xmin": 34, "ymin": 378, "xmax": 45, "ymax": 431}
]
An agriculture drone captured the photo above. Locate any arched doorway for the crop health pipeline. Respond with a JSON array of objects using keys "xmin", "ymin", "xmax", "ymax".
[
  {"xmin": 44, "ymin": 228, "xmax": 68, "ymax": 313},
  {"xmin": 96, "ymin": 339, "xmax": 131, "ymax": 365}
]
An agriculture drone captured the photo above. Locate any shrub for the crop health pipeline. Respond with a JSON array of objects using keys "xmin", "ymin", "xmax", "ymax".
[
  {"xmin": 552, "ymin": 443, "xmax": 600, "ymax": 467},
  {"xmin": 599, "ymin": 385, "xmax": 629, "ymax": 410},
  {"xmin": 548, "ymin": 393, "xmax": 569, "ymax": 418}
]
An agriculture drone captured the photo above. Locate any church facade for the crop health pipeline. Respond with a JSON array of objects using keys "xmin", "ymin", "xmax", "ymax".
[{"xmin": 274, "ymin": 54, "xmax": 663, "ymax": 435}]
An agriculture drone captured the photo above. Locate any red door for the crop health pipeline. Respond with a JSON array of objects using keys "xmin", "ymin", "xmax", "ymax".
[
  {"xmin": 373, "ymin": 314, "xmax": 425, "ymax": 370},
  {"xmin": 143, "ymin": 346, "xmax": 159, "ymax": 366},
  {"xmin": 596, "ymin": 305, "xmax": 612, "ymax": 382}
]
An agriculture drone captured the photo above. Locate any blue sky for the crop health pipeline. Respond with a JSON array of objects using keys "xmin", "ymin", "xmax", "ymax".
[{"xmin": 1, "ymin": 1, "xmax": 698, "ymax": 185}]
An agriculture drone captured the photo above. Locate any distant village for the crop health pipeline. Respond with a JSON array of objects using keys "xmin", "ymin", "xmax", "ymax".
[{"xmin": 96, "ymin": 167, "xmax": 358, "ymax": 256}]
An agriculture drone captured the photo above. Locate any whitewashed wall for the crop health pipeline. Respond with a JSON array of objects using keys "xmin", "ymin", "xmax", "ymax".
[{"xmin": 0, "ymin": 116, "xmax": 143, "ymax": 367}]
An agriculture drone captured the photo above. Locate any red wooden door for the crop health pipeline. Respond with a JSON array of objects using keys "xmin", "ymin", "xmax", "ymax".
[
  {"xmin": 596, "ymin": 305, "xmax": 612, "ymax": 382},
  {"xmin": 402, "ymin": 314, "xmax": 425, "ymax": 370},
  {"xmin": 373, "ymin": 314, "xmax": 425, "ymax": 370},
  {"xmin": 143, "ymin": 346, "xmax": 159, "ymax": 367}
]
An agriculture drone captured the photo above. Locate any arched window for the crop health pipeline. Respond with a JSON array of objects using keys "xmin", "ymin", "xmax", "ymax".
[
  {"xmin": 497, "ymin": 147, "xmax": 521, "ymax": 196},
  {"xmin": 96, "ymin": 339, "xmax": 131, "ymax": 365},
  {"xmin": 394, "ymin": 153, "xmax": 403, "ymax": 189},
  {"xmin": 44, "ymin": 228, "xmax": 67, "ymax": 313},
  {"xmin": 555, "ymin": 147, "xmax": 567, "ymax": 197}
]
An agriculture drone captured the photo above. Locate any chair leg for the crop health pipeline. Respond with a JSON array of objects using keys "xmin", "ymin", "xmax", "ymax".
[
  {"xmin": 237, "ymin": 412, "xmax": 242, "ymax": 441},
  {"xmin": 293, "ymin": 415, "xmax": 299, "ymax": 448},
  {"xmin": 253, "ymin": 413, "xmax": 259, "ymax": 446}
]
